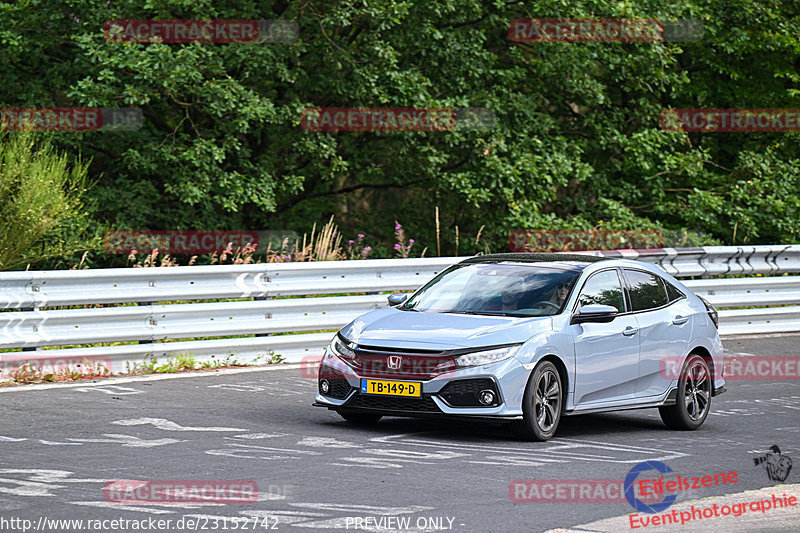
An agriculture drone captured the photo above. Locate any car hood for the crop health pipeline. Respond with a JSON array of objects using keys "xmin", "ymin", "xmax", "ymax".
[{"xmin": 339, "ymin": 307, "xmax": 553, "ymax": 350}]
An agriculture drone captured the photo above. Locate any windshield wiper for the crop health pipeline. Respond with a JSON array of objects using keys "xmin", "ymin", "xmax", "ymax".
[{"xmin": 448, "ymin": 310, "xmax": 539, "ymax": 317}]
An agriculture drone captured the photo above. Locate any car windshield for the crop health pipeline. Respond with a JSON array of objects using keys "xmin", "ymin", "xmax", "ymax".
[{"xmin": 401, "ymin": 263, "xmax": 580, "ymax": 316}]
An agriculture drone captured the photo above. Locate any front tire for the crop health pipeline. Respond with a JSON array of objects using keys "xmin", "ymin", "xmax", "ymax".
[
  {"xmin": 511, "ymin": 360, "xmax": 562, "ymax": 441},
  {"xmin": 659, "ymin": 354, "xmax": 711, "ymax": 430},
  {"xmin": 337, "ymin": 410, "xmax": 383, "ymax": 425}
]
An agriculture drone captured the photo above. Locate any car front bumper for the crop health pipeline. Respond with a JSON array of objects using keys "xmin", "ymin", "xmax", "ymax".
[{"xmin": 313, "ymin": 351, "xmax": 530, "ymax": 420}]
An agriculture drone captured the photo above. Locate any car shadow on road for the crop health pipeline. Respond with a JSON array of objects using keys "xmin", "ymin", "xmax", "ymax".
[{"xmin": 316, "ymin": 410, "xmax": 669, "ymax": 443}]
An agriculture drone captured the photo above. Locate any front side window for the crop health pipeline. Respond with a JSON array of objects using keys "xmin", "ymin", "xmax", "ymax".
[
  {"xmin": 625, "ymin": 269, "xmax": 669, "ymax": 311},
  {"xmin": 402, "ymin": 263, "xmax": 580, "ymax": 317},
  {"xmin": 576, "ymin": 269, "xmax": 625, "ymax": 312}
]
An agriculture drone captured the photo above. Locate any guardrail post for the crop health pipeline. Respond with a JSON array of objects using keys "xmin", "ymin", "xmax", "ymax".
[
  {"xmin": 138, "ymin": 301, "xmax": 154, "ymax": 344},
  {"xmin": 20, "ymin": 306, "xmax": 36, "ymax": 352},
  {"xmin": 254, "ymin": 296, "xmax": 271, "ymax": 337}
]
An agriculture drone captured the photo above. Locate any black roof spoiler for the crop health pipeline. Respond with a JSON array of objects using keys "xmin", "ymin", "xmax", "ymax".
[{"xmin": 458, "ymin": 252, "xmax": 611, "ymax": 265}]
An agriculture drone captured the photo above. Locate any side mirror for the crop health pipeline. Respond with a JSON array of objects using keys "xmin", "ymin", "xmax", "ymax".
[
  {"xmin": 387, "ymin": 293, "xmax": 408, "ymax": 306},
  {"xmin": 571, "ymin": 304, "xmax": 618, "ymax": 324}
]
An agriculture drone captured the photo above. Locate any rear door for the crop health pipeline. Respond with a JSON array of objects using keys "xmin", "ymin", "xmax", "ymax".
[
  {"xmin": 571, "ymin": 268, "xmax": 640, "ymax": 406},
  {"xmin": 622, "ymin": 269, "xmax": 693, "ymax": 398}
]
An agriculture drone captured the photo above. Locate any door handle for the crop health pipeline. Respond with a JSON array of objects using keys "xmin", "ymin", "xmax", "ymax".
[
  {"xmin": 672, "ymin": 315, "xmax": 689, "ymax": 325},
  {"xmin": 622, "ymin": 326, "xmax": 638, "ymax": 336}
]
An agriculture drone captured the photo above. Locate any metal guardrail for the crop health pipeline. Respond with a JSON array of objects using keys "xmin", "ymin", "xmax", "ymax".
[
  {"xmin": 588, "ymin": 244, "xmax": 800, "ymax": 277},
  {"xmin": 1, "ymin": 245, "xmax": 799, "ymax": 374},
  {"xmin": 0, "ymin": 258, "xmax": 465, "ymax": 309},
  {"xmin": 0, "ymin": 295, "xmax": 386, "ymax": 349}
]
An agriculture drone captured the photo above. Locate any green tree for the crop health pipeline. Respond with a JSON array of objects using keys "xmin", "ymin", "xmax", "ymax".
[
  {"xmin": 0, "ymin": 134, "xmax": 92, "ymax": 270},
  {"xmin": 1, "ymin": 0, "xmax": 798, "ymax": 263}
]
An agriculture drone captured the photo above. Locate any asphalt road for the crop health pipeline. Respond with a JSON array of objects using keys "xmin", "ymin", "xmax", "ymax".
[{"xmin": 1, "ymin": 334, "xmax": 798, "ymax": 533}]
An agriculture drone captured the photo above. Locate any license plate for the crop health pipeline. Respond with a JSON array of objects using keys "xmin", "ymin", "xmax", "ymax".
[{"xmin": 360, "ymin": 379, "xmax": 422, "ymax": 397}]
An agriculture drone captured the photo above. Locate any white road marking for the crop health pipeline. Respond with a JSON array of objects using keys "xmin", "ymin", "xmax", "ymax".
[
  {"xmin": 242, "ymin": 510, "xmax": 329, "ymax": 517},
  {"xmin": 230, "ymin": 433, "xmax": 290, "ymax": 440},
  {"xmin": 180, "ymin": 513, "xmax": 239, "ymax": 521},
  {"xmin": 0, "ymin": 436, "xmax": 27, "ymax": 442},
  {"xmin": 74, "ymin": 385, "xmax": 143, "ymax": 395},
  {"xmin": 297, "ymin": 436, "xmax": 361, "ymax": 448},
  {"xmin": 290, "ymin": 503, "xmax": 433, "ymax": 514},
  {"xmin": 330, "ymin": 457, "xmax": 433, "ymax": 469},
  {"xmin": 71, "ymin": 501, "xmax": 174, "ymax": 514},
  {"xmin": 0, "ymin": 469, "xmax": 106, "ymax": 484},
  {"xmin": 206, "ymin": 442, "xmax": 324, "ymax": 461},
  {"xmin": 468, "ymin": 456, "xmax": 562, "ymax": 467},
  {"xmin": 38, "ymin": 440, "xmax": 82, "ymax": 446},
  {"xmin": 363, "ymin": 448, "xmax": 468, "ymax": 460},
  {"xmin": 68, "ymin": 434, "xmax": 185, "ymax": 447},
  {"xmin": 208, "ymin": 384, "xmax": 266, "ymax": 392},
  {"xmin": 0, "ymin": 477, "xmax": 65, "ymax": 497},
  {"xmin": 228, "ymin": 443, "xmax": 323, "ymax": 455},
  {"xmin": 370, "ymin": 434, "xmax": 687, "ymax": 464},
  {"xmin": 239, "ymin": 509, "xmax": 344, "ymax": 526},
  {"xmin": 112, "ymin": 417, "xmax": 246, "ymax": 432},
  {"xmin": 205, "ymin": 449, "xmax": 300, "ymax": 461},
  {"xmin": 286, "ymin": 517, "xmax": 387, "ymax": 530},
  {"xmin": 0, "ymin": 469, "xmax": 111, "ymax": 497}
]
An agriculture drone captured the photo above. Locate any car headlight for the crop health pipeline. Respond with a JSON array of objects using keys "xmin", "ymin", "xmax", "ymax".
[
  {"xmin": 329, "ymin": 335, "xmax": 356, "ymax": 360},
  {"xmin": 454, "ymin": 345, "xmax": 520, "ymax": 367}
]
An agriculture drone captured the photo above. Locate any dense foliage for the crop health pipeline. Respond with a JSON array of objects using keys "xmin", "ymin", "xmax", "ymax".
[
  {"xmin": 0, "ymin": 134, "xmax": 91, "ymax": 270},
  {"xmin": 1, "ymin": 0, "xmax": 798, "ymax": 267}
]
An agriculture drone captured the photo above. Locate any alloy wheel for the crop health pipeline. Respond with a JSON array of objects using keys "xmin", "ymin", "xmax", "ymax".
[
  {"xmin": 684, "ymin": 360, "xmax": 710, "ymax": 421},
  {"xmin": 534, "ymin": 369, "xmax": 560, "ymax": 431}
]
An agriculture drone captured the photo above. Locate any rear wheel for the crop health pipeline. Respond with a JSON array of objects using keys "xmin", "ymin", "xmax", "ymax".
[
  {"xmin": 659, "ymin": 354, "xmax": 711, "ymax": 430},
  {"xmin": 511, "ymin": 360, "xmax": 562, "ymax": 441},
  {"xmin": 337, "ymin": 410, "xmax": 383, "ymax": 425}
]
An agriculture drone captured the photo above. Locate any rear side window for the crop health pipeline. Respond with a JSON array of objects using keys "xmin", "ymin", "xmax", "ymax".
[
  {"xmin": 576, "ymin": 269, "xmax": 625, "ymax": 312},
  {"xmin": 665, "ymin": 281, "xmax": 684, "ymax": 302},
  {"xmin": 624, "ymin": 270, "xmax": 669, "ymax": 311}
]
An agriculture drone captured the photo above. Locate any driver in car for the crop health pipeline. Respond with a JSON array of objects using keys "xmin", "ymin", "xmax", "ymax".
[{"xmin": 548, "ymin": 281, "xmax": 571, "ymax": 308}]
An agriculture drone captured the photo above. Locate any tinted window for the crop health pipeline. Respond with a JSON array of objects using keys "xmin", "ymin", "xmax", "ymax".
[
  {"xmin": 625, "ymin": 270, "xmax": 669, "ymax": 311},
  {"xmin": 665, "ymin": 281, "xmax": 684, "ymax": 302},
  {"xmin": 577, "ymin": 270, "xmax": 625, "ymax": 312}
]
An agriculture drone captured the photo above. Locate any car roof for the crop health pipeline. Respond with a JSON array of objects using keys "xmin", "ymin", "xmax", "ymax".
[{"xmin": 459, "ymin": 253, "xmax": 609, "ymax": 271}]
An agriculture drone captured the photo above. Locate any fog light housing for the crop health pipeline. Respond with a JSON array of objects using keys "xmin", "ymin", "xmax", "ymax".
[
  {"xmin": 320, "ymin": 379, "xmax": 330, "ymax": 394},
  {"xmin": 478, "ymin": 389, "xmax": 495, "ymax": 406}
]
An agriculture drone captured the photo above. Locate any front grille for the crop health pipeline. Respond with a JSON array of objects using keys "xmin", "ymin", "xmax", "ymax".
[
  {"xmin": 439, "ymin": 378, "xmax": 500, "ymax": 407},
  {"xmin": 352, "ymin": 344, "xmax": 455, "ymax": 379},
  {"xmin": 318, "ymin": 365, "xmax": 352, "ymax": 399},
  {"xmin": 346, "ymin": 394, "xmax": 441, "ymax": 413}
]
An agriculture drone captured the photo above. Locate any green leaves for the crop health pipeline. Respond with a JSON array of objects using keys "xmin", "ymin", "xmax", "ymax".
[
  {"xmin": 0, "ymin": 134, "xmax": 94, "ymax": 270},
  {"xmin": 1, "ymin": 0, "xmax": 799, "ymax": 260}
]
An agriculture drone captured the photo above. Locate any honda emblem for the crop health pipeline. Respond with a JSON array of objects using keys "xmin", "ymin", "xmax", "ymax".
[{"xmin": 386, "ymin": 355, "xmax": 402, "ymax": 370}]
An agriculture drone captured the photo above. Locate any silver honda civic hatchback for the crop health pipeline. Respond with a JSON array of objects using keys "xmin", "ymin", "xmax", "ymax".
[{"xmin": 313, "ymin": 253, "xmax": 725, "ymax": 441}]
